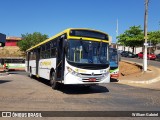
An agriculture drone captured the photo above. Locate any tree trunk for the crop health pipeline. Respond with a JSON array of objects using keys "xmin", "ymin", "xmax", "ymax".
[
  {"xmin": 132, "ymin": 46, "xmax": 134, "ymax": 54},
  {"xmin": 123, "ymin": 46, "xmax": 125, "ymax": 51}
]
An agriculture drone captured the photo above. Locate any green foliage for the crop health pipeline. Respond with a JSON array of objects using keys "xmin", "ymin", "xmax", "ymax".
[
  {"xmin": 116, "ymin": 34, "xmax": 126, "ymax": 46},
  {"xmin": 148, "ymin": 31, "xmax": 160, "ymax": 45},
  {"xmin": 117, "ymin": 25, "xmax": 144, "ymax": 47},
  {"xmin": 17, "ymin": 32, "xmax": 48, "ymax": 52}
]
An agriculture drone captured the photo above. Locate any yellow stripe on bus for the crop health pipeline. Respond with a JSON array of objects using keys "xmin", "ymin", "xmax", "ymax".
[{"xmin": 26, "ymin": 28, "xmax": 109, "ymax": 52}]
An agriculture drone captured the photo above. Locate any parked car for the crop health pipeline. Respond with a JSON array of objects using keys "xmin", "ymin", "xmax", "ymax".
[
  {"xmin": 156, "ymin": 53, "xmax": 160, "ymax": 61},
  {"xmin": 138, "ymin": 52, "xmax": 156, "ymax": 60},
  {"xmin": 118, "ymin": 50, "xmax": 123, "ymax": 54},
  {"xmin": 121, "ymin": 51, "xmax": 136, "ymax": 58}
]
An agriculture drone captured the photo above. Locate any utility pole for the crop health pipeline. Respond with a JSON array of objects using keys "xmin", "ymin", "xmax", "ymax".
[{"xmin": 143, "ymin": 0, "xmax": 149, "ymax": 72}]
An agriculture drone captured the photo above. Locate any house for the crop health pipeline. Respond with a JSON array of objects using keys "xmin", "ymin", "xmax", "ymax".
[
  {"xmin": 5, "ymin": 37, "xmax": 22, "ymax": 46},
  {"xmin": 0, "ymin": 36, "xmax": 23, "ymax": 57},
  {"xmin": 155, "ymin": 43, "xmax": 160, "ymax": 55}
]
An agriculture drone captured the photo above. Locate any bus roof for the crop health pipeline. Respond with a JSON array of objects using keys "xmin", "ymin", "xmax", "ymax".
[{"xmin": 26, "ymin": 28, "xmax": 109, "ymax": 52}]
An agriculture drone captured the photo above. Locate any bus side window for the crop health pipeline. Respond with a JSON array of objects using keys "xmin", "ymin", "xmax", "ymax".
[
  {"xmin": 40, "ymin": 47, "xmax": 43, "ymax": 59},
  {"xmin": 22, "ymin": 59, "xmax": 25, "ymax": 63},
  {"xmin": 30, "ymin": 51, "xmax": 33, "ymax": 60},
  {"xmin": 30, "ymin": 51, "xmax": 36, "ymax": 60},
  {"xmin": 5, "ymin": 59, "xmax": 11, "ymax": 63},
  {"xmin": 0, "ymin": 59, "xmax": 2, "ymax": 65},
  {"xmin": 46, "ymin": 42, "xmax": 51, "ymax": 58},
  {"xmin": 51, "ymin": 40, "xmax": 57, "ymax": 57},
  {"xmin": 40, "ymin": 45, "xmax": 46, "ymax": 59}
]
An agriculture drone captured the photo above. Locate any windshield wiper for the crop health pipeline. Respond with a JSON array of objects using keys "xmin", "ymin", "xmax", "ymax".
[{"xmin": 80, "ymin": 38, "xmax": 88, "ymax": 53}]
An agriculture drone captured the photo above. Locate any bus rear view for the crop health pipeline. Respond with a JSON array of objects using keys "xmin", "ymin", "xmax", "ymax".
[{"xmin": 109, "ymin": 48, "xmax": 119, "ymax": 79}]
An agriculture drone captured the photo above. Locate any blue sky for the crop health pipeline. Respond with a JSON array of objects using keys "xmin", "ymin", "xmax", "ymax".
[{"xmin": 0, "ymin": 0, "xmax": 160, "ymax": 43}]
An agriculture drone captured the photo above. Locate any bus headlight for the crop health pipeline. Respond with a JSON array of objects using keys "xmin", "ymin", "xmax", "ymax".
[
  {"xmin": 103, "ymin": 71, "xmax": 110, "ymax": 77},
  {"xmin": 66, "ymin": 66, "xmax": 80, "ymax": 77}
]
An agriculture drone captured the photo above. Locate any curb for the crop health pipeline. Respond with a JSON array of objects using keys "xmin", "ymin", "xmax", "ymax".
[
  {"xmin": 128, "ymin": 76, "xmax": 160, "ymax": 84},
  {"xmin": 0, "ymin": 72, "xmax": 9, "ymax": 76},
  {"xmin": 120, "ymin": 60, "xmax": 160, "ymax": 84}
]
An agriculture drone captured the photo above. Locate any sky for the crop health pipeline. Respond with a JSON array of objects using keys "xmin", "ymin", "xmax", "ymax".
[{"xmin": 0, "ymin": 0, "xmax": 160, "ymax": 43}]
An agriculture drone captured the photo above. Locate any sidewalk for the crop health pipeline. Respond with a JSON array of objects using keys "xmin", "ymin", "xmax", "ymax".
[{"xmin": 118, "ymin": 60, "xmax": 160, "ymax": 90}]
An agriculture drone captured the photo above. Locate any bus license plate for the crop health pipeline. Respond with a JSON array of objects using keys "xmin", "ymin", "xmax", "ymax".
[{"xmin": 89, "ymin": 78, "xmax": 96, "ymax": 82}]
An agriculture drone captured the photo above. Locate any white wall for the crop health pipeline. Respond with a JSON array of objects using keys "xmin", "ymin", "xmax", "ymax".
[
  {"xmin": 117, "ymin": 45, "xmax": 142, "ymax": 54},
  {"xmin": 155, "ymin": 44, "xmax": 160, "ymax": 55}
]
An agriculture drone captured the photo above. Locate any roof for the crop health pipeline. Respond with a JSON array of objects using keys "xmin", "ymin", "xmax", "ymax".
[{"xmin": 6, "ymin": 37, "xmax": 22, "ymax": 41}]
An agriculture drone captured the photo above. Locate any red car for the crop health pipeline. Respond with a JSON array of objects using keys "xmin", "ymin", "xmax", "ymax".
[{"xmin": 138, "ymin": 52, "xmax": 156, "ymax": 60}]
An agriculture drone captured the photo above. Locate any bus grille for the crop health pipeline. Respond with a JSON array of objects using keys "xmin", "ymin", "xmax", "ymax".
[
  {"xmin": 80, "ymin": 73, "xmax": 103, "ymax": 82},
  {"xmin": 80, "ymin": 73, "xmax": 102, "ymax": 76}
]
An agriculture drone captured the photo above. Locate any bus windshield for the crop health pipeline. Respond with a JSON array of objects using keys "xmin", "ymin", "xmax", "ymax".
[{"xmin": 66, "ymin": 39, "xmax": 109, "ymax": 65}]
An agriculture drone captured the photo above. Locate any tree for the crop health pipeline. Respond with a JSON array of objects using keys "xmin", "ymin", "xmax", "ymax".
[
  {"xmin": 117, "ymin": 34, "xmax": 127, "ymax": 51},
  {"xmin": 148, "ymin": 30, "xmax": 160, "ymax": 46},
  {"xmin": 17, "ymin": 32, "xmax": 48, "ymax": 52},
  {"xmin": 117, "ymin": 25, "xmax": 144, "ymax": 53}
]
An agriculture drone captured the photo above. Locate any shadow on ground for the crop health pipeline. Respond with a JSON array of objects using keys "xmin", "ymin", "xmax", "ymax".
[
  {"xmin": 58, "ymin": 85, "xmax": 109, "ymax": 94},
  {"xmin": 35, "ymin": 77, "xmax": 109, "ymax": 94},
  {"xmin": 0, "ymin": 80, "xmax": 11, "ymax": 84},
  {"xmin": 8, "ymin": 70, "xmax": 25, "ymax": 74}
]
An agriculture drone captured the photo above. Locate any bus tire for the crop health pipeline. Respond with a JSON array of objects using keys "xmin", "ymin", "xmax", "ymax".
[
  {"xmin": 29, "ymin": 67, "xmax": 33, "ymax": 78},
  {"xmin": 50, "ymin": 72, "xmax": 58, "ymax": 90}
]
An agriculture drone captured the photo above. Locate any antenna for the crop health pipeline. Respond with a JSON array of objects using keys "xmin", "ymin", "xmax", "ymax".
[
  {"xmin": 116, "ymin": 19, "xmax": 119, "ymax": 49},
  {"xmin": 116, "ymin": 19, "xmax": 119, "ymax": 38}
]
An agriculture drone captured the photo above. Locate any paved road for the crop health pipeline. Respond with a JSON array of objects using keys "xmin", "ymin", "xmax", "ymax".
[
  {"xmin": 0, "ymin": 71, "xmax": 160, "ymax": 119},
  {"xmin": 122, "ymin": 57, "xmax": 160, "ymax": 68}
]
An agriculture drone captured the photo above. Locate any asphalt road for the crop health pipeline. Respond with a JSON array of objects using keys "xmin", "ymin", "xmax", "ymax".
[
  {"xmin": 121, "ymin": 57, "xmax": 160, "ymax": 68},
  {"xmin": 0, "ymin": 71, "xmax": 160, "ymax": 119}
]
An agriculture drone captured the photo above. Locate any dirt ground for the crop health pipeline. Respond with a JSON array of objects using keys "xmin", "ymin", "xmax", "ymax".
[
  {"xmin": 119, "ymin": 61, "xmax": 142, "ymax": 77},
  {"xmin": 119, "ymin": 61, "xmax": 159, "ymax": 81}
]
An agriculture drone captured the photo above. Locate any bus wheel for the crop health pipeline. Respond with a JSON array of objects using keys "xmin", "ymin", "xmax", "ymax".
[
  {"xmin": 50, "ymin": 72, "xmax": 58, "ymax": 90},
  {"xmin": 29, "ymin": 67, "xmax": 33, "ymax": 78}
]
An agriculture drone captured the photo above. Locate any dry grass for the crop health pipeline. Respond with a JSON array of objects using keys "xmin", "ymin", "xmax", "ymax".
[{"xmin": 0, "ymin": 46, "xmax": 24, "ymax": 57}]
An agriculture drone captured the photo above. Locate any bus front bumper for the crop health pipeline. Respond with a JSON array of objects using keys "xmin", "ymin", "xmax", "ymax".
[
  {"xmin": 64, "ymin": 73, "xmax": 110, "ymax": 84},
  {"xmin": 110, "ymin": 73, "xmax": 119, "ymax": 79}
]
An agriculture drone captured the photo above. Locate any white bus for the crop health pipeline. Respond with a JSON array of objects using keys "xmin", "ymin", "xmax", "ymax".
[{"xmin": 26, "ymin": 28, "xmax": 110, "ymax": 89}]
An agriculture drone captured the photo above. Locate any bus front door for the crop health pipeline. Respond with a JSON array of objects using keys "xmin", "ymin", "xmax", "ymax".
[{"xmin": 56, "ymin": 37, "xmax": 65, "ymax": 81}]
